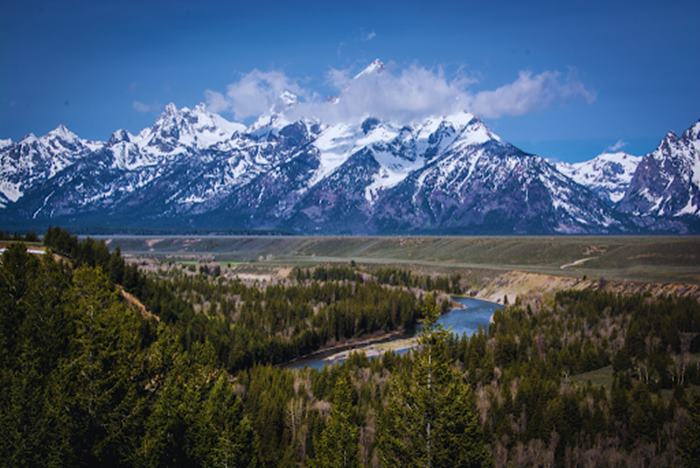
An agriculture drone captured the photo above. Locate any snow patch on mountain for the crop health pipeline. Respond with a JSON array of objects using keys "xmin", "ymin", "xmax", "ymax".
[
  {"xmin": 364, "ymin": 147, "xmax": 424, "ymax": 202},
  {"xmin": 131, "ymin": 103, "xmax": 245, "ymax": 157},
  {"xmin": 0, "ymin": 124, "xmax": 101, "ymax": 203},
  {"xmin": 557, "ymin": 151, "xmax": 641, "ymax": 203},
  {"xmin": 618, "ymin": 119, "xmax": 700, "ymax": 219},
  {"xmin": 309, "ymin": 123, "xmax": 362, "ymax": 186}
]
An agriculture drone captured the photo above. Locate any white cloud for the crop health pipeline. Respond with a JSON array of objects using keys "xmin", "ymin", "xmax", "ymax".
[
  {"xmin": 326, "ymin": 68, "xmax": 352, "ymax": 89},
  {"xmin": 204, "ymin": 70, "xmax": 305, "ymax": 120},
  {"xmin": 606, "ymin": 139, "xmax": 627, "ymax": 151},
  {"xmin": 469, "ymin": 70, "xmax": 595, "ymax": 118},
  {"xmin": 206, "ymin": 61, "xmax": 595, "ymax": 124},
  {"xmin": 290, "ymin": 64, "xmax": 474, "ymax": 123},
  {"xmin": 132, "ymin": 100, "xmax": 156, "ymax": 113}
]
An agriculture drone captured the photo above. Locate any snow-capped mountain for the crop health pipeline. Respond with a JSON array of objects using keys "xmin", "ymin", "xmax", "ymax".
[
  {"xmin": 370, "ymin": 132, "xmax": 622, "ymax": 234},
  {"xmin": 618, "ymin": 120, "xmax": 700, "ymax": 220},
  {"xmin": 0, "ymin": 125, "xmax": 101, "ymax": 207},
  {"xmin": 110, "ymin": 103, "xmax": 246, "ymax": 169},
  {"xmin": 1, "ymin": 61, "xmax": 698, "ymax": 234},
  {"xmin": 0, "ymin": 107, "xmax": 626, "ymax": 233},
  {"xmin": 557, "ymin": 152, "xmax": 641, "ymax": 204},
  {"xmin": 285, "ymin": 111, "xmax": 625, "ymax": 234}
]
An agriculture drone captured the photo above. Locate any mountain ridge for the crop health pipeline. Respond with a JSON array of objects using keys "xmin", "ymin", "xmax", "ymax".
[{"xmin": 1, "ymin": 89, "xmax": 699, "ymax": 233}]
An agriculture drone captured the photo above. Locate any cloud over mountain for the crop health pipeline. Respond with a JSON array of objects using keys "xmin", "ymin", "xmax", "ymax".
[
  {"xmin": 205, "ymin": 70, "xmax": 307, "ymax": 120},
  {"xmin": 205, "ymin": 60, "xmax": 595, "ymax": 124}
]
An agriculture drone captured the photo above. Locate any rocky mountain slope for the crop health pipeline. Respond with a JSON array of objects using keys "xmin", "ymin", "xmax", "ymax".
[
  {"xmin": 618, "ymin": 122, "xmax": 700, "ymax": 221},
  {"xmin": 556, "ymin": 152, "xmax": 641, "ymax": 204}
]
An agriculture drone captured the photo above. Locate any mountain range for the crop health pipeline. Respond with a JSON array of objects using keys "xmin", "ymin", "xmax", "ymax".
[{"xmin": 1, "ymin": 61, "xmax": 699, "ymax": 234}]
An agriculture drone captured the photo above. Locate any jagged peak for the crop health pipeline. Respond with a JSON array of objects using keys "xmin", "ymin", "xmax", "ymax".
[
  {"xmin": 183, "ymin": 102, "xmax": 221, "ymax": 118},
  {"xmin": 108, "ymin": 129, "xmax": 132, "ymax": 144},
  {"xmin": 655, "ymin": 130, "xmax": 680, "ymax": 153},
  {"xmin": 682, "ymin": 118, "xmax": 700, "ymax": 141},
  {"xmin": 186, "ymin": 102, "xmax": 246, "ymax": 133},
  {"xmin": 163, "ymin": 102, "xmax": 178, "ymax": 115},
  {"xmin": 354, "ymin": 59, "xmax": 385, "ymax": 79},
  {"xmin": 45, "ymin": 124, "xmax": 78, "ymax": 141},
  {"xmin": 442, "ymin": 110, "xmax": 478, "ymax": 128},
  {"xmin": 19, "ymin": 133, "xmax": 38, "ymax": 144},
  {"xmin": 441, "ymin": 111, "xmax": 502, "ymax": 145},
  {"xmin": 150, "ymin": 103, "xmax": 183, "ymax": 129}
]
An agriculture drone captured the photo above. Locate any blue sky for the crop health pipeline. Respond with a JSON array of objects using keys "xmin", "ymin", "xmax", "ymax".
[{"xmin": 1, "ymin": 0, "xmax": 699, "ymax": 162}]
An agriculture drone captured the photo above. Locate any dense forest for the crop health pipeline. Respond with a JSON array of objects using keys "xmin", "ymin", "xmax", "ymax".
[{"xmin": 1, "ymin": 228, "xmax": 699, "ymax": 467}]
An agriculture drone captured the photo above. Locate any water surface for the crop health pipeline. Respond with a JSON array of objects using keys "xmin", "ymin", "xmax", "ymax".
[{"xmin": 290, "ymin": 296, "xmax": 502, "ymax": 370}]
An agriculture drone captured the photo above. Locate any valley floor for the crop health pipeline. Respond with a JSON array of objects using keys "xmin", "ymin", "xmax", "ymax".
[{"xmin": 106, "ymin": 235, "xmax": 700, "ymax": 295}]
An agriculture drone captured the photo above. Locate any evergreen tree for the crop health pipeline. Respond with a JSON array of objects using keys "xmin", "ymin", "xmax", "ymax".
[
  {"xmin": 51, "ymin": 266, "xmax": 148, "ymax": 465},
  {"xmin": 313, "ymin": 371, "xmax": 359, "ymax": 467},
  {"xmin": 378, "ymin": 298, "xmax": 491, "ymax": 467}
]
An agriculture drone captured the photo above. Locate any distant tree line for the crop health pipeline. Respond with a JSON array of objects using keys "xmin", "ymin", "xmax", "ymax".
[
  {"xmin": 0, "ymin": 231, "xmax": 39, "ymax": 242},
  {"xmin": 371, "ymin": 267, "xmax": 463, "ymax": 293},
  {"xmin": 293, "ymin": 265, "xmax": 364, "ymax": 283}
]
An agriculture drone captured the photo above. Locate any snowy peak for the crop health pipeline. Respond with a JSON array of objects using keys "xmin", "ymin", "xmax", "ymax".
[
  {"xmin": 414, "ymin": 111, "xmax": 501, "ymax": 160},
  {"xmin": 618, "ymin": 119, "xmax": 700, "ymax": 219},
  {"xmin": 18, "ymin": 124, "xmax": 94, "ymax": 161},
  {"xmin": 104, "ymin": 102, "xmax": 249, "ymax": 169},
  {"xmin": 248, "ymin": 113, "xmax": 289, "ymax": 135},
  {"xmin": 306, "ymin": 112, "xmax": 507, "ymax": 210},
  {"xmin": 0, "ymin": 123, "xmax": 98, "ymax": 204},
  {"xmin": 442, "ymin": 111, "xmax": 477, "ymax": 128},
  {"xmin": 108, "ymin": 129, "xmax": 132, "ymax": 145},
  {"xmin": 164, "ymin": 102, "xmax": 178, "ymax": 115},
  {"xmin": 656, "ymin": 131, "xmax": 681, "ymax": 154},
  {"xmin": 682, "ymin": 118, "xmax": 700, "ymax": 143},
  {"xmin": 45, "ymin": 124, "xmax": 79, "ymax": 142},
  {"xmin": 308, "ymin": 111, "xmax": 500, "ymax": 192},
  {"xmin": 446, "ymin": 112, "xmax": 501, "ymax": 147},
  {"xmin": 354, "ymin": 59, "xmax": 385, "ymax": 79},
  {"xmin": 247, "ymin": 90, "xmax": 304, "ymax": 136},
  {"xmin": 135, "ymin": 102, "xmax": 245, "ymax": 155},
  {"xmin": 19, "ymin": 132, "xmax": 38, "ymax": 143},
  {"xmin": 593, "ymin": 151, "xmax": 639, "ymax": 164},
  {"xmin": 557, "ymin": 151, "xmax": 641, "ymax": 203}
]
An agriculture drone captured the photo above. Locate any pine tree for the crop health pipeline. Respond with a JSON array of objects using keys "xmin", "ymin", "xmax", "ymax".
[
  {"xmin": 52, "ymin": 266, "xmax": 148, "ymax": 465},
  {"xmin": 312, "ymin": 371, "xmax": 359, "ymax": 467},
  {"xmin": 378, "ymin": 297, "xmax": 491, "ymax": 467}
]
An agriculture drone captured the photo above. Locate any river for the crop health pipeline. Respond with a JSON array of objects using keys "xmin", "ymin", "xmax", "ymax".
[{"xmin": 289, "ymin": 296, "xmax": 502, "ymax": 370}]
